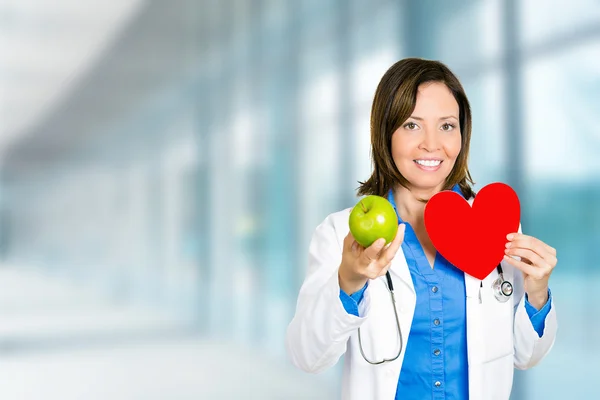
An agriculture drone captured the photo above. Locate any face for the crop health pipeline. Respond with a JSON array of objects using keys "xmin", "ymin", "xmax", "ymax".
[{"xmin": 391, "ymin": 81, "xmax": 462, "ymax": 193}]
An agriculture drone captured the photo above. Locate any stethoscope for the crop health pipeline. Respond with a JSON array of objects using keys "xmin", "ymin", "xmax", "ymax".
[
  {"xmin": 357, "ymin": 264, "xmax": 513, "ymax": 365},
  {"xmin": 488, "ymin": 263, "xmax": 514, "ymax": 302},
  {"xmin": 358, "ymin": 271, "xmax": 403, "ymax": 365}
]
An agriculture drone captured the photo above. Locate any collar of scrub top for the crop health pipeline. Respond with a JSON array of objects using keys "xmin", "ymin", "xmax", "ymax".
[{"xmin": 386, "ymin": 183, "xmax": 465, "ymax": 221}]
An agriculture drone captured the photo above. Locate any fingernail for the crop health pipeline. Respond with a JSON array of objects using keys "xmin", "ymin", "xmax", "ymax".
[
  {"xmin": 507, "ymin": 233, "xmax": 515, "ymax": 240},
  {"xmin": 505, "ymin": 242, "xmax": 511, "ymax": 248}
]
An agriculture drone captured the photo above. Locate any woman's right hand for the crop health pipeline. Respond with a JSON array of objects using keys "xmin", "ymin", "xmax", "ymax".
[{"xmin": 338, "ymin": 224, "xmax": 406, "ymax": 295}]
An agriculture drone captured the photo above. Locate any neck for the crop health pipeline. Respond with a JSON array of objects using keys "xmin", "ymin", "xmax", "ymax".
[{"xmin": 393, "ymin": 184, "xmax": 444, "ymax": 223}]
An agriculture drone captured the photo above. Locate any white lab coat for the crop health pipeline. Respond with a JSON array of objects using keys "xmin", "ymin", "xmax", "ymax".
[{"xmin": 286, "ymin": 206, "xmax": 557, "ymax": 400}]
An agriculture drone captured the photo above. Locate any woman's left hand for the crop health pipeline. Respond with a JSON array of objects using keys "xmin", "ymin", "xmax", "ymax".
[{"xmin": 503, "ymin": 233, "xmax": 557, "ymax": 310}]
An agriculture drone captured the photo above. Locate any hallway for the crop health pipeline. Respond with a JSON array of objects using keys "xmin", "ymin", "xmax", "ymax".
[{"xmin": 0, "ymin": 266, "xmax": 336, "ymax": 399}]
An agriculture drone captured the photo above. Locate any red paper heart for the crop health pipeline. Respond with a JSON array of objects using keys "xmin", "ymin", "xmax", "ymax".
[{"xmin": 424, "ymin": 182, "xmax": 520, "ymax": 280}]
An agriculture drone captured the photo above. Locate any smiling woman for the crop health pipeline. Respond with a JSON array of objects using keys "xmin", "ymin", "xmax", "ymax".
[
  {"xmin": 357, "ymin": 58, "xmax": 476, "ymax": 202},
  {"xmin": 286, "ymin": 58, "xmax": 558, "ymax": 400}
]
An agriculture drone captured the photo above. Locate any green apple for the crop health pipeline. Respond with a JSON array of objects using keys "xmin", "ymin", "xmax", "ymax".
[{"xmin": 349, "ymin": 195, "xmax": 398, "ymax": 248}]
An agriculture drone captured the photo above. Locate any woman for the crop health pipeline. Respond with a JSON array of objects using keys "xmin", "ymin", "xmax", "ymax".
[{"xmin": 286, "ymin": 58, "xmax": 557, "ymax": 400}]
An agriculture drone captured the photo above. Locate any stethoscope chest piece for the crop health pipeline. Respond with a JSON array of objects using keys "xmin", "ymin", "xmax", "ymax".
[{"xmin": 492, "ymin": 274, "xmax": 513, "ymax": 303}]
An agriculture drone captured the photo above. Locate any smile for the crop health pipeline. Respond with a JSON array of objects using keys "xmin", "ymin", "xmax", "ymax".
[{"xmin": 414, "ymin": 159, "xmax": 443, "ymax": 171}]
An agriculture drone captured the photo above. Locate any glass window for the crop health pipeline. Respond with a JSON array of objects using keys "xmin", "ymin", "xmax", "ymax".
[
  {"xmin": 436, "ymin": 0, "xmax": 503, "ymax": 66},
  {"xmin": 520, "ymin": 0, "xmax": 600, "ymax": 48},
  {"xmin": 350, "ymin": 48, "xmax": 399, "ymax": 186},
  {"xmin": 520, "ymin": 39, "xmax": 600, "ymax": 400},
  {"xmin": 462, "ymin": 70, "xmax": 508, "ymax": 188},
  {"xmin": 298, "ymin": 71, "xmax": 341, "ymax": 252},
  {"xmin": 523, "ymin": 40, "xmax": 600, "ymax": 180}
]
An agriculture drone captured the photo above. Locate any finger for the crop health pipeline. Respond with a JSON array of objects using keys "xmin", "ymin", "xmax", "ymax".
[
  {"xmin": 503, "ymin": 254, "xmax": 546, "ymax": 279},
  {"xmin": 506, "ymin": 237, "xmax": 549, "ymax": 262},
  {"xmin": 351, "ymin": 240, "xmax": 360, "ymax": 257},
  {"xmin": 377, "ymin": 262, "xmax": 393, "ymax": 278},
  {"xmin": 504, "ymin": 247, "xmax": 549, "ymax": 269},
  {"xmin": 343, "ymin": 230, "xmax": 355, "ymax": 252},
  {"xmin": 507, "ymin": 238, "xmax": 557, "ymax": 267},
  {"xmin": 511, "ymin": 255, "xmax": 534, "ymax": 265},
  {"xmin": 377, "ymin": 224, "xmax": 406, "ymax": 268},
  {"xmin": 508, "ymin": 233, "xmax": 556, "ymax": 257},
  {"xmin": 360, "ymin": 238, "xmax": 386, "ymax": 264},
  {"xmin": 382, "ymin": 224, "xmax": 403, "ymax": 249}
]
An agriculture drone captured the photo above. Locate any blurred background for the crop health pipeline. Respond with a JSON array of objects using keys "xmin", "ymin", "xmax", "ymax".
[{"xmin": 0, "ymin": 0, "xmax": 598, "ymax": 398}]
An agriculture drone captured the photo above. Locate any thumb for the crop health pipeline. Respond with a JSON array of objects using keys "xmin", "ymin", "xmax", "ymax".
[
  {"xmin": 361, "ymin": 238, "xmax": 386, "ymax": 263},
  {"xmin": 383, "ymin": 224, "xmax": 405, "ymax": 251}
]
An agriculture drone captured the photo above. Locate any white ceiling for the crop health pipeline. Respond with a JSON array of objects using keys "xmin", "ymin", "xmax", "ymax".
[{"xmin": 0, "ymin": 0, "xmax": 145, "ymax": 157}]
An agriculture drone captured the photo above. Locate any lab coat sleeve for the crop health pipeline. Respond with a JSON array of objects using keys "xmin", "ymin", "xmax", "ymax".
[
  {"xmin": 510, "ymin": 227, "xmax": 558, "ymax": 369},
  {"xmin": 285, "ymin": 214, "xmax": 371, "ymax": 373}
]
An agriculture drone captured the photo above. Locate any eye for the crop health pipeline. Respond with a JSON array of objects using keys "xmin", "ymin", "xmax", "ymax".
[
  {"xmin": 403, "ymin": 122, "xmax": 418, "ymax": 130},
  {"xmin": 441, "ymin": 123, "xmax": 456, "ymax": 131}
]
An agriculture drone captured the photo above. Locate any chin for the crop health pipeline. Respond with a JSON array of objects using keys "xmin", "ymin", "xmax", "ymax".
[{"xmin": 407, "ymin": 177, "xmax": 448, "ymax": 192}]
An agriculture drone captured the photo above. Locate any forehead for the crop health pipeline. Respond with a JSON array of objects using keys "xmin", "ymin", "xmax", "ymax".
[{"xmin": 413, "ymin": 82, "xmax": 459, "ymax": 114}]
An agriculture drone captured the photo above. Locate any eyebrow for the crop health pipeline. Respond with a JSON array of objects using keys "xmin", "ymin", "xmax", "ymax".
[{"xmin": 409, "ymin": 116, "xmax": 459, "ymax": 121}]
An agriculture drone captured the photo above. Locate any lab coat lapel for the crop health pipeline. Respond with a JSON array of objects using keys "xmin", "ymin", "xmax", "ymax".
[{"xmin": 464, "ymin": 272, "xmax": 481, "ymax": 299}]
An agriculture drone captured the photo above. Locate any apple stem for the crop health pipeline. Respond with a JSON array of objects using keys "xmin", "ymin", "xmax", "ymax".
[{"xmin": 360, "ymin": 200, "xmax": 367, "ymax": 213}]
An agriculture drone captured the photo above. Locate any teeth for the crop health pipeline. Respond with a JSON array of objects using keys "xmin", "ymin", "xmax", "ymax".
[{"xmin": 415, "ymin": 159, "xmax": 441, "ymax": 167}]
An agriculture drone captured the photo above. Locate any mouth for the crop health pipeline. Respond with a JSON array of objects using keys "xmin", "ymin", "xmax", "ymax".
[{"xmin": 414, "ymin": 159, "xmax": 443, "ymax": 171}]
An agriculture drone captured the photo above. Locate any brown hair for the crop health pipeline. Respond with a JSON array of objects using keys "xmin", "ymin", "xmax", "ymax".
[{"xmin": 357, "ymin": 58, "xmax": 475, "ymax": 201}]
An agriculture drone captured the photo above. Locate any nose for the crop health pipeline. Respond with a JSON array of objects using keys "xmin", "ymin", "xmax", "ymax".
[{"xmin": 418, "ymin": 128, "xmax": 440, "ymax": 152}]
